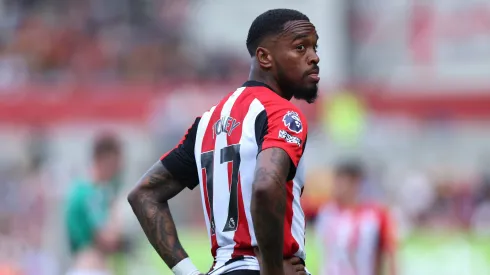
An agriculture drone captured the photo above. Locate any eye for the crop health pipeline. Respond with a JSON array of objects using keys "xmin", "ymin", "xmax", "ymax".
[
  {"xmin": 296, "ymin": 44, "xmax": 305, "ymax": 51},
  {"xmin": 314, "ymin": 44, "xmax": 319, "ymax": 52}
]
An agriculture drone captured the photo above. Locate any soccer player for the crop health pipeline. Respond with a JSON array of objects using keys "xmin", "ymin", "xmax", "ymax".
[
  {"xmin": 315, "ymin": 161, "xmax": 397, "ymax": 275},
  {"xmin": 64, "ymin": 134, "xmax": 125, "ymax": 275},
  {"xmin": 128, "ymin": 9, "xmax": 320, "ymax": 275}
]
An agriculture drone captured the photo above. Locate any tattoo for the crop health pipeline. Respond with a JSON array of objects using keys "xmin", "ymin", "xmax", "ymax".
[
  {"xmin": 128, "ymin": 161, "xmax": 188, "ymax": 268},
  {"xmin": 251, "ymin": 148, "xmax": 291, "ymax": 273},
  {"xmin": 270, "ymin": 148, "xmax": 287, "ymax": 166}
]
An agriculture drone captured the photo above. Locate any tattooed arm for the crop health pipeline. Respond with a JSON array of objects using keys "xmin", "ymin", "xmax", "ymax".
[
  {"xmin": 251, "ymin": 148, "xmax": 291, "ymax": 275},
  {"xmin": 127, "ymin": 161, "xmax": 188, "ymax": 268}
]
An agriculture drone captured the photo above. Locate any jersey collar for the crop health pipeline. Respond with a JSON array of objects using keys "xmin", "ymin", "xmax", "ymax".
[{"xmin": 242, "ymin": 80, "xmax": 275, "ymax": 92}]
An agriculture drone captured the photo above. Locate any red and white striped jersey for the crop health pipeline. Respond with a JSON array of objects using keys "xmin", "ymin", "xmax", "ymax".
[
  {"xmin": 315, "ymin": 202, "xmax": 396, "ymax": 275},
  {"xmin": 161, "ymin": 81, "xmax": 309, "ymax": 274}
]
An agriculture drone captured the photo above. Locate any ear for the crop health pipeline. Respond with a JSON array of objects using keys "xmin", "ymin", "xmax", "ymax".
[{"xmin": 255, "ymin": 47, "xmax": 273, "ymax": 69}]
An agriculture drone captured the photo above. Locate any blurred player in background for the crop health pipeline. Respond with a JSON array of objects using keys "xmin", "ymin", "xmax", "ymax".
[
  {"xmin": 128, "ymin": 8, "xmax": 319, "ymax": 275},
  {"xmin": 64, "ymin": 134, "xmax": 125, "ymax": 275},
  {"xmin": 315, "ymin": 160, "xmax": 397, "ymax": 275}
]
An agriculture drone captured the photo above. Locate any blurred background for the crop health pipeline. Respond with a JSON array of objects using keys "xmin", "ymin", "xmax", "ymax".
[{"xmin": 0, "ymin": 0, "xmax": 490, "ymax": 274}]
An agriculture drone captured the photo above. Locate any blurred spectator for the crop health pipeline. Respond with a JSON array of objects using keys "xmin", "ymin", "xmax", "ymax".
[
  {"xmin": 315, "ymin": 159, "xmax": 397, "ymax": 275},
  {"xmin": 0, "ymin": 0, "xmax": 246, "ymax": 85},
  {"xmin": 63, "ymin": 133, "xmax": 126, "ymax": 275},
  {"xmin": 395, "ymin": 170, "xmax": 434, "ymax": 225},
  {"xmin": 471, "ymin": 173, "xmax": 490, "ymax": 236}
]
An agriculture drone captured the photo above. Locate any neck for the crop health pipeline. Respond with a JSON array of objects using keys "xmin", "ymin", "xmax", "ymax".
[
  {"xmin": 248, "ymin": 63, "xmax": 292, "ymax": 101},
  {"xmin": 91, "ymin": 165, "xmax": 108, "ymax": 184},
  {"xmin": 336, "ymin": 197, "xmax": 358, "ymax": 208}
]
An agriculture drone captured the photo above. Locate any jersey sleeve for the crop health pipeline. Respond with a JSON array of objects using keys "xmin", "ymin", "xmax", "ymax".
[
  {"xmin": 255, "ymin": 105, "xmax": 308, "ymax": 180},
  {"xmin": 379, "ymin": 207, "xmax": 397, "ymax": 253},
  {"xmin": 160, "ymin": 117, "xmax": 200, "ymax": 190}
]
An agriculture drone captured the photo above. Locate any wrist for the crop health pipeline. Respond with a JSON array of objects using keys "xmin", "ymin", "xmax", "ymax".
[
  {"xmin": 171, "ymin": 258, "xmax": 200, "ymax": 275},
  {"xmin": 262, "ymin": 266, "xmax": 284, "ymax": 275}
]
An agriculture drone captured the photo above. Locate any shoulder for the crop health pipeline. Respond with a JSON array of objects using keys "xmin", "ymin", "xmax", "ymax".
[
  {"xmin": 364, "ymin": 202, "xmax": 389, "ymax": 212},
  {"xmin": 254, "ymin": 94, "xmax": 308, "ymax": 133},
  {"xmin": 317, "ymin": 202, "xmax": 337, "ymax": 217},
  {"xmin": 64, "ymin": 181, "xmax": 87, "ymax": 209},
  {"xmin": 254, "ymin": 89, "xmax": 305, "ymax": 115},
  {"xmin": 362, "ymin": 202, "xmax": 391, "ymax": 221},
  {"xmin": 67, "ymin": 179, "xmax": 87, "ymax": 193},
  {"xmin": 67, "ymin": 179, "xmax": 95, "ymax": 199},
  {"xmin": 315, "ymin": 203, "xmax": 337, "ymax": 230}
]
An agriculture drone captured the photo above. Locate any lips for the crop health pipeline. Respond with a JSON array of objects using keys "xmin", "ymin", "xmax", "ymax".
[
  {"xmin": 307, "ymin": 67, "xmax": 320, "ymax": 82},
  {"xmin": 308, "ymin": 74, "xmax": 320, "ymax": 82},
  {"xmin": 308, "ymin": 68, "xmax": 320, "ymax": 75},
  {"xmin": 306, "ymin": 66, "xmax": 320, "ymax": 82}
]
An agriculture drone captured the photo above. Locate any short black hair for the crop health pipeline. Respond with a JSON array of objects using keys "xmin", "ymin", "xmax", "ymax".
[
  {"xmin": 335, "ymin": 159, "xmax": 365, "ymax": 179},
  {"xmin": 246, "ymin": 9, "xmax": 310, "ymax": 56}
]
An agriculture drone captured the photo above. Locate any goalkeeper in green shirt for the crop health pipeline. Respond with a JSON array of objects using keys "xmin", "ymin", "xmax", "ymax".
[{"xmin": 64, "ymin": 134, "xmax": 125, "ymax": 275}]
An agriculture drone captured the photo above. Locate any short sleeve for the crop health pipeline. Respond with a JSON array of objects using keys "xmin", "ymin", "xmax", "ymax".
[
  {"xmin": 160, "ymin": 117, "xmax": 200, "ymax": 190},
  {"xmin": 379, "ymin": 208, "xmax": 397, "ymax": 252},
  {"xmin": 255, "ymin": 106, "xmax": 308, "ymax": 180}
]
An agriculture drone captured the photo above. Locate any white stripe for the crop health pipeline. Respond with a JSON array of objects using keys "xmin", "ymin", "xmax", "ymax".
[
  {"xmin": 210, "ymin": 257, "xmax": 260, "ymax": 275},
  {"xmin": 239, "ymin": 98, "xmax": 265, "ymax": 246},
  {"xmin": 292, "ymin": 157, "xmax": 307, "ymax": 259},
  {"xmin": 357, "ymin": 210, "xmax": 380, "ymax": 275},
  {"xmin": 214, "ymin": 87, "xmax": 246, "ymax": 262},
  {"xmin": 195, "ymin": 106, "xmax": 216, "ymax": 241}
]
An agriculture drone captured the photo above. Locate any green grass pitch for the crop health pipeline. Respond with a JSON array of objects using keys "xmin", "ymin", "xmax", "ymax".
[{"xmin": 128, "ymin": 228, "xmax": 490, "ymax": 275}]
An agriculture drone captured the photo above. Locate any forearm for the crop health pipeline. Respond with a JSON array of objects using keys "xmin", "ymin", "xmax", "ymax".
[
  {"xmin": 129, "ymin": 191, "xmax": 188, "ymax": 268},
  {"xmin": 385, "ymin": 252, "xmax": 397, "ymax": 275},
  {"xmin": 127, "ymin": 161, "xmax": 189, "ymax": 269},
  {"xmin": 251, "ymin": 168, "xmax": 287, "ymax": 273},
  {"xmin": 94, "ymin": 228, "xmax": 121, "ymax": 253}
]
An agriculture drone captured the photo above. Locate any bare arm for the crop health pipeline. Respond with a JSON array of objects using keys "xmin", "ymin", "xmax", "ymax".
[
  {"xmin": 84, "ymin": 192, "xmax": 123, "ymax": 253},
  {"xmin": 127, "ymin": 161, "xmax": 188, "ymax": 268},
  {"xmin": 93, "ymin": 220, "xmax": 122, "ymax": 253},
  {"xmin": 380, "ymin": 210, "xmax": 397, "ymax": 275},
  {"xmin": 251, "ymin": 148, "xmax": 291, "ymax": 275},
  {"xmin": 384, "ymin": 252, "xmax": 397, "ymax": 275}
]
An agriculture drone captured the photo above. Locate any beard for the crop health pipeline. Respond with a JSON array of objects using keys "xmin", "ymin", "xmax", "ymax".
[
  {"xmin": 276, "ymin": 65, "xmax": 319, "ymax": 104},
  {"xmin": 292, "ymin": 84, "xmax": 318, "ymax": 104}
]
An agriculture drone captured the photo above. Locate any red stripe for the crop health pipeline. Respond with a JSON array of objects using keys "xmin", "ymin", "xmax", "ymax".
[
  {"xmin": 201, "ymin": 99, "xmax": 229, "ymax": 258},
  {"xmin": 229, "ymin": 91, "xmax": 255, "ymax": 258},
  {"xmin": 349, "ymin": 208, "xmax": 362, "ymax": 271},
  {"xmin": 250, "ymin": 87, "xmax": 302, "ymax": 256},
  {"xmin": 160, "ymin": 151, "xmax": 171, "ymax": 160},
  {"xmin": 227, "ymin": 162, "xmax": 233, "ymax": 189},
  {"xmin": 283, "ymin": 180, "xmax": 299, "ymax": 257}
]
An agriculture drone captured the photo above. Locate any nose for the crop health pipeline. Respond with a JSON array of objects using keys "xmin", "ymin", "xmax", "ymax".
[{"xmin": 308, "ymin": 50, "xmax": 320, "ymax": 65}]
